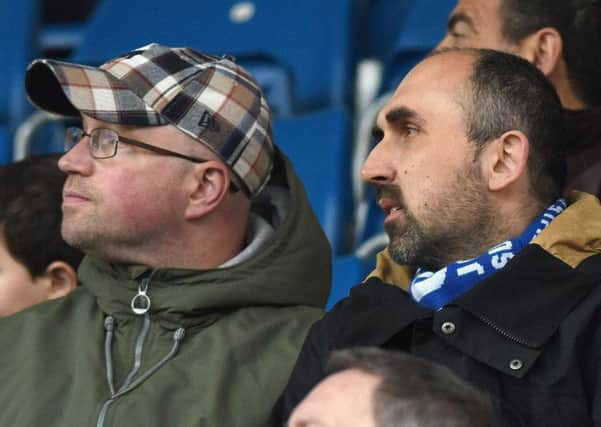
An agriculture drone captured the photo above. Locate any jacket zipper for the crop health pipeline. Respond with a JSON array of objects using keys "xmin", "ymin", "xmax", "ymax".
[
  {"xmin": 473, "ymin": 314, "xmax": 535, "ymax": 347},
  {"xmin": 96, "ymin": 273, "xmax": 185, "ymax": 427}
]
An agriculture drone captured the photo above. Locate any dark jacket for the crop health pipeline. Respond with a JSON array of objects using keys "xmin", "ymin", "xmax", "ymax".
[
  {"xmin": 565, "ymin": 108, "xmax": 601, "ymax": 199},
  {"xmin": 0, "ymin": 152, "xmax": 331, "ymax": 427},
  {"xmin": 272, "ymin": 192, "xmax": 601, "ymax": 427}
]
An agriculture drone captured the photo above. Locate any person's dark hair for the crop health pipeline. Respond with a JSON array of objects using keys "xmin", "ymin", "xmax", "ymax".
[
  {"xmin": 327, "ymin": 347, "xmax": 493, "ymax": 427},
  {"xmin": 499, "ymin": 0, "xmax": 601, "ymax": 107},
  {"xmin": 0, "ymin": 154, "xmax": 83, "ymax": 277},
  {"xmin": 467, "ymin": 48, "xmax": 566, "ymax": 205},
  {"xmin": 433, "ymin": 48, "xmax": 566, "ymax": 206}
]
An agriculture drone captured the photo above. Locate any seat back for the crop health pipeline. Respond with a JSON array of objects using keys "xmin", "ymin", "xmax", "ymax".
[
  {"xmin": 70, "ymin": 0, "xmax": 358, "ymax": 116},
  {"xmin": 273, "ymin": 108, "xmax": 353, "ymax": 254},
  {"xmin": 376, "ymin": 0, "xmax": 455, "ymax": 93},
  {"xmin": 327, "ymin": 255, "xmax": 369, "ymax": 310},
  {"xmin": 0, "ymin": 0, "xmax": 40, "ymax": 163}
]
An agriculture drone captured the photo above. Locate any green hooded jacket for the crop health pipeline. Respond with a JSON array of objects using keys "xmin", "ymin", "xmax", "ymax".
[{"xmin": 0, "ymin": 152, "xmax": 331, "ymax": 427}]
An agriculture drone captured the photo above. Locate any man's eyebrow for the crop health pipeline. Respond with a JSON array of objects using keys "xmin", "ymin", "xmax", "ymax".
[
  {"xmin": 385, "ymin": 106, "xmax": 424, "ymax": 127},
  {"xmin": 447, "ymin": 11, "xmax": 478, "ymax": 34}
]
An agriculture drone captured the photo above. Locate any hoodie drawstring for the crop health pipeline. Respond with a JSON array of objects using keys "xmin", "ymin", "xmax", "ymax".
[
  {"xmin": 99, "ymin": 317, "xmax": 185, "ymax": 427},
  {"xmin": 103, "ymin": 317, "xmax": 116, "ymax": 396},
  {"xmin": 102, "ymin": 316, "xmax": 185, "ymax": 400},
  {"xmin": 97, "ymin": 271, "xmax": 185, "ymax": 427}
]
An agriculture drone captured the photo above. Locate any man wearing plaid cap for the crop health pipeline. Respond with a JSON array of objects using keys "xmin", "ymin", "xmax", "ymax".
[{"xmin": 0, "ymin": 43, "xmax": 330, "ymax": 427}]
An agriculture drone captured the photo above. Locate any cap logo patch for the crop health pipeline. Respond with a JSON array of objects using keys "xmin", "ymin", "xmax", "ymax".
[{"xmin": 198, "ymin": 110, "xmax": 220, "ymax": 132}]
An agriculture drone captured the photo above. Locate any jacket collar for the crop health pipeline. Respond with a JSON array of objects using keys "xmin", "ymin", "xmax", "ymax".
[
  {"xmin": 454, "ymin": 192, "xmax": 601, "ymax": 348},
  {"xmin": 367, "ymin": 192, "xmax": 601, "ymax": 349},
  {"xmin": 453, "ymin": 245, "xmax": 600, "ymax": 348}
]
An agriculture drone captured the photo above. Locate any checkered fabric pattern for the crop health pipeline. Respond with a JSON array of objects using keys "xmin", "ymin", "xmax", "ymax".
[{"xmin": 25, "ymin": 43, "xmax": 274, "ymax": 197}]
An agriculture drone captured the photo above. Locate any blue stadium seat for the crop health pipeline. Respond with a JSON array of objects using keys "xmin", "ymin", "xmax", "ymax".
[
  {"xmin": 326, "ymin": 255, "xmax": 370, "ymax": 310},
  {"xmin": 38, "ymin": 0, "xmax": 96, "ymax": 56},
  {"xmin": 273, "ymin": 108, "xmax": 353, "ymax": 254},
  {"xmin": 368, "ymin": 0, "xmax": 455, "ymax": 93},
  {"xmin": 69, "ymin": 0, "xmax": 359, "ymax": 117},
  {"xmin": 0, "ymin": 129, "xmax": 11, "ymax": 164},
  {"xmin": 0, "ymin": 0, "xmax": 41, "ymax": 163}
]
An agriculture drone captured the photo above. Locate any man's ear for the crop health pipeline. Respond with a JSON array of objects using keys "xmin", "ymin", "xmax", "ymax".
[
  {"xmin": 517, "ymin": 27, "xmax": 563, "ymax": 76},
  {"xmin": 185, "ymin": 161, "xmax": 231, "ymax": 219},
  {"xmin": 40, "ymin": 261, "xmax": 78, "ymax": 300},
  {"xmin": 481, "ymin": 131, "xmax": 530, "ymax": 192}
]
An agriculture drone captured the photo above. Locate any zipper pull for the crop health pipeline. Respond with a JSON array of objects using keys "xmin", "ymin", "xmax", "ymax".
[{"xmin": 130, "ymin": 277, "xmax": 151, "ymax": 315}]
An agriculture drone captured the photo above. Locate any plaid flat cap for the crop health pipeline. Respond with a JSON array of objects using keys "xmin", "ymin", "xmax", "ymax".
[{"xmin": 25, "ymin": 43, "xmax": 274, "ymax": 197}]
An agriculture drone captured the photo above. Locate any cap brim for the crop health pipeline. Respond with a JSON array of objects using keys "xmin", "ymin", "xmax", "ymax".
[{"xmin": 25, "ymin": 59, "xmax": 168, "ymax": 126}]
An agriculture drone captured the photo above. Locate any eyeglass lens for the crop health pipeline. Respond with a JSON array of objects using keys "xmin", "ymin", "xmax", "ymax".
[{"xmin": 65, "ymin": 127, "xmax": 118, "ymax": 159}]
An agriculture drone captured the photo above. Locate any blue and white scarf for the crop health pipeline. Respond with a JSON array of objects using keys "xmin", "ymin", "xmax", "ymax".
[{"xmin": 410, "ymin": 199, "xmax": 567, "ymax": 310}]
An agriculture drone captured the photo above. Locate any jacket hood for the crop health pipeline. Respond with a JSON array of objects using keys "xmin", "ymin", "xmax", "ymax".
[
  {"xmin": 368, "ymin": 191, "xmax": 601, "ymax": 291},
  {"xmin": 79, "ymin": 148, "xmax": 331, "ymax": 327}
]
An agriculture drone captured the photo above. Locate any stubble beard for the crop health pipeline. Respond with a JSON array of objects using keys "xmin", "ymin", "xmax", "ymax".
[
  {"xmin": 61, "ymin": 210, "xmax": 105, "ymax": 254},
  {"xmin": 384, "ymin": 163, "xmax": 497, "ymax": 270},
  {"xmin": 62, "ymin": 213, "xmax": 148, "ymax": 264}
]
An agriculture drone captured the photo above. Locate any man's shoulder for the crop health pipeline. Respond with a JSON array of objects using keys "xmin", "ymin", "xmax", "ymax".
[
  {"xmin": 329, "ymin": 278, "xmax": 411, "ymax": 314},
  {"xmin": 222, "ymin": 304, "xmax": 325, "ymax": 343},
  {"xmin": 0, "ymin": 286, "xmax": 98, "ymax": 339},
  {"xmin": 307, "ymin": 278, "xmax": 429, "ymax": 350},
  {"xmin": 0, "ymin": 286, "xmax": 101, "ymax": 376}
]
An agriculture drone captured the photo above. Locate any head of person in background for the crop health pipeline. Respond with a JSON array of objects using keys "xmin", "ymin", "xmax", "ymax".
[
  {"xmin": 0, "ymin": 154, "xmax": 82, "ymax": 317},
  {"xmin": 288, "ymin": 347, "xmax": 493, "ymax": 427},
  {"xmin": 438, "ymin": 0, "xmax": 601, "ymax": 110},
  {"xmin": 438, "ymin": 0, "xmax": 601, "ymax": 198}
]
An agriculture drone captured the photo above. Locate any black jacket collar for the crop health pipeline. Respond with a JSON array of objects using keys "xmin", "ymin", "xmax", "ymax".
[{"xmin": 453, "ymin": 245, "xmax": 601, "ymax": 348}]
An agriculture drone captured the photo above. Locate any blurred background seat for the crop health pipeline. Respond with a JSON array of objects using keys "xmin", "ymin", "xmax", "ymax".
[
  {"xmin": 0, "ymin": 0, "xmax": 41, "ymax": 163},
  {"xmin": 363, "ymin": 0, "xmax": 454, "ymax": 94},
  {"xmin": 327, "ymin": 254, "xmax": 370, "ymax": 310},
  {"xmin": 67, "ymin": 0, "xmax": 360, "ymax": 118},
  {"xmin": 274, "ymin": 107, "xmax": 353, "ymax": 254}
]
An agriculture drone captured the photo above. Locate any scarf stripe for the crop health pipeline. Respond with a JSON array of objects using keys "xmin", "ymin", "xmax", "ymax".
[{"xmin": 411, "ymin": 199, "xmax": 567, "ymax": 310}]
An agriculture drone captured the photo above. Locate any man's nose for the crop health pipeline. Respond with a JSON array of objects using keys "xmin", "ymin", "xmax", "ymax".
[
  {"xmin": 58, "ymin": 139, "xmax": 93, "ymax": 176},
  {"xmin": 360, "ymin": 141, "xmax": 396, "ymax": 185}
]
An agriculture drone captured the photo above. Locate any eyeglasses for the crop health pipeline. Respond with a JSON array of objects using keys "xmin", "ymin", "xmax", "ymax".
[
  {"xmin": 65, "ymin": 127, "xmax": 208, "ymax": 163},
  {"xmin": 64, "ymin": 126, "xmax": 240, "ymax": 193}
]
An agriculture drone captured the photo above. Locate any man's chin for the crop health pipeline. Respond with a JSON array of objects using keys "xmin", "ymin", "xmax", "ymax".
[
  {"xmin": 61, "ymin": 226, "xmax": 90, "ymax": 251},
  {"xmin": 386, "ymin": 226, "xmax": 427, "ymax": 267}
]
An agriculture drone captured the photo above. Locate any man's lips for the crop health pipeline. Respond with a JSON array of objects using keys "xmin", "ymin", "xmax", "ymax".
[
  {"xmin": 375, "ymin": 185, "xmax": 405, "ymax": 222},
  {"xmin": 376, "ymin": 198, "xmax": 404, "ymax": 226},
  {"xmin": 63, "ymin": 190, "xmax": 91, "ymax": 205},
  {"xmin": 377, "ymin": 198, "xmax": 403, "ymax": 215}
]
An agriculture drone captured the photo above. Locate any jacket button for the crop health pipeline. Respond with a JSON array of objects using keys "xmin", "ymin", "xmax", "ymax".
[
  {"xmin": 509, "ymin": 359, "xmax": 523, "ymax": 371},
  {"xmin": 441, "ymin": 321, "xmax": 456, "ymax": 335}
]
